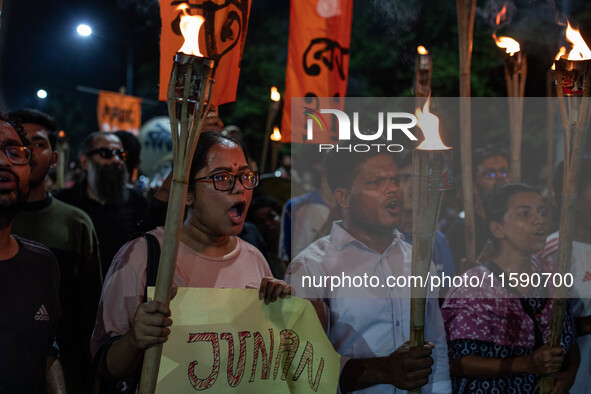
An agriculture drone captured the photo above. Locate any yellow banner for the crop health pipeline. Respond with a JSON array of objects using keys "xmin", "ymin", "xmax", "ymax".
[
  {"xmin": 97, "ymin": 90, "xmax": 142, "ymax": 135},
  {"xmin": 153, "ymin": 288, "xmax": 340, "ymax": 393}
]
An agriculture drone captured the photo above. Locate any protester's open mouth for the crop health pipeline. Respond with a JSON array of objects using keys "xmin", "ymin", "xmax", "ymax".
[
  {"xmin": 534, "ymin": 230, "xmax": 546, "ymax": 240},
  {"xmin": 228, "ymin": 201, "xmax": 247, "ymax": 223},
  {"xmin": 0, "ymin": 172, "xmax": 16, "ymax": 190},
  {"xmin": 385, "ymin": 200, "xmax": 399, "ymax": 213}
]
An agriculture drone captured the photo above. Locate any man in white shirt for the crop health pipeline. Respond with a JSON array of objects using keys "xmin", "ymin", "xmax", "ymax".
[{"xmin": 287, "ymin": 149, "xmax": 451, "ymax": 393}]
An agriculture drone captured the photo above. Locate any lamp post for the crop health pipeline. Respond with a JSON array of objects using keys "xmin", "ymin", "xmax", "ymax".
[{"xmin": 76, "ymin": 23, "xmax": 134, "ymax": 95}]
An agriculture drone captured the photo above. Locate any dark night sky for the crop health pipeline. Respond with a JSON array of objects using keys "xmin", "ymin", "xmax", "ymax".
[{"xmin": 0, "ymin": 0, "xmax": 165, "ymax": 137}]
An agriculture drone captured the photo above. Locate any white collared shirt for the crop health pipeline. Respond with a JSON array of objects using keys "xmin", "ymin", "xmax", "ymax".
[{"xmin": 287, "ymin": 221, "xmax": 452, "ymax": 394}]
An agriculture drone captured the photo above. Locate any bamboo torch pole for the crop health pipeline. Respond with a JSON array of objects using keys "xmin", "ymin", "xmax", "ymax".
[
  {"xmin": 138, "ymin": 46, "xmax": 216, "ymax": 394},
  {"xmin": 456, "ymin": 0, "xmax": 477, "ymax": 265},
  {"xmin": 546, "ymin": 48, "xmax": 566, "ymax": 195},
  {"xmin": 409, "ymin": 100, "xmax": 452, "ymax": 394},
  {"xmin": 504, "ymin": 50, "xmax": 527, "ymax": 182},
  {"xmin": 415, "ymin": 46, "xmax": 432, "ymax": 99},
  {"xmin": 269, "ymin": 126, "xmax": 282, "ymax": 171},
  {"xmin": 260, "ymin": 87, "xmax": 281, "ymax": 173},
  {"xmin": 540, "ymin": 57, "xmax": 591, "ymax": 393},
  {"xmin": 139, "ymin": 52, "xmax": 215, "ymax": 394},
  {"xmin": 55, "ymin": 130, "xmax": 69, "ymax": 190},
  {"xmin": 546, "ymin": 68, "xmax": 557, "ymax": 196}
]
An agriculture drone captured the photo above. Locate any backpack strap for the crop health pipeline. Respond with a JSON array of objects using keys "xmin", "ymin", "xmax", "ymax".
[{"xmin": 140, "ymin": 233, "xmax": 161, "ymax": 303}]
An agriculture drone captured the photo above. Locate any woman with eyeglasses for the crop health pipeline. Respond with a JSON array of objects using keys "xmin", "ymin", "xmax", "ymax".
[
  {"xmin": 90, "ymin": 132, "xmax": 291, "ymax": 390},
  {"xmin": 441, "ymin": 183, "xmax": 579, "ymax": 393}
]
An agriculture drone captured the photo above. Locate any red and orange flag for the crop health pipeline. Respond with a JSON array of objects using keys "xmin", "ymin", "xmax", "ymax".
[
  {"xmin": 159, "ymin": 0, "xmax": 251, "ymax": 105},
  {"xmin": 97, "ymin": 90, "xmax": 142, "ymax": 135},
  {"xmin": 282, "ymin": 0, "xmax": 354, "ymax": 143}
]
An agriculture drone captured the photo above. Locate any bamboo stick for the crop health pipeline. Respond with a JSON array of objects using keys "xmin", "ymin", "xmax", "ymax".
[
  {"xmin": 504, "ymin": 53, "xmax": 527, "ymax": 182},
  {"xmin": 139, "ymin": 56, "xmax": 214, "ymax": 394},
  {"xmin": 260, "ymin": 97, "xmax": 280, "ymax": 173},
  {"xmin": 539, "ymin": 59, "xmax": 591, "ymax": 394},
  {"xmin": 55, "ymin": 134, "xmax": 68, "ymax": 190},
  {"xmin": 409, "ymin": 150, "xmax": 445, "ymax": 394},
  {"xmin": 415, "ymin": 52, "xmax": 432, "ymax": 99},
  {"xmin": 546, "ymin": 70, "xmax": 556, "ymax": 197},
  {"xmin": 456, "ymin": 0, "xmax": 477, "ymax": 264}
]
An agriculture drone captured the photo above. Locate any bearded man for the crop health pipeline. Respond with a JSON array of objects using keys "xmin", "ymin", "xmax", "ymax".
[{"xmin": 54, "ymin": 132, "xmax": 147, "ymax": 277}]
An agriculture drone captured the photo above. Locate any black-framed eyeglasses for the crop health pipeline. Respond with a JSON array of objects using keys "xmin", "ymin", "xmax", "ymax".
[
  {"xmin": 481, "ymin": 167, "xmax": 509, "ymax": 179},
  {"xmin": 0, "ymin": 144, "xmax": 31, "ymax": 165},
  {"xmin": 194, "ymin": 170, "xmax": 259, "ymax": 191},
  {"xmin": 87, "ymin": 147, "xmax": 127, "ymax": 161}
]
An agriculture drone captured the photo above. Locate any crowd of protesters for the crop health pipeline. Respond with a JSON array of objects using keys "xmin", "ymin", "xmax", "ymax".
[{"xmin": 1, "ymin": 106, "xmax": 589, "ymax": 394}]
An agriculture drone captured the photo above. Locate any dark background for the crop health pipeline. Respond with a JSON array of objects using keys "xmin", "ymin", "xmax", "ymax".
[{"xmin": 1, "ymin": 0, "xmax": 590, "ymax": 175}]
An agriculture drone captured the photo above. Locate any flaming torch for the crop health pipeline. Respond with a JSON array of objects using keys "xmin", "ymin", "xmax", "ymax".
[
  {"xmin": 409, "ymin": 98, "xmax": 452, "ymax": 393},
  {"xmin": 540, "ymin": 22, "xmax": 591, "ymax": 394},
  {"xmin": 493, "ymin": 5, "xmax": 526, "ymax": 182},
  {"xmin": 55, "ymin": 130, "xmax": 69, "ymax": 190},
  {"xmin": 139, "ymin": 5, "xmax": 215, "ymax": 394},
  {"xmin": 270, "ymin": 126, "xmax": 282, "ymax": 171},
  {"xmin": 546, "ymin": 47, "xmax": 567, "ymax": 196},
  {"xmin": 260, "ymin": 86, "xmax": 281, "ymax": 173},
  {"xmin": 415, "ymin": 46, "xmax": 432, "ymax": 98}
]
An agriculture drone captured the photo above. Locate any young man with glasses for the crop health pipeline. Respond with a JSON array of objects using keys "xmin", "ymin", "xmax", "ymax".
[
  {"xmin": 9, "ymin": 109, "xmax": 102, "ymax": 393},
  {"xmin": 445, "ymin": 146, "xmax": 512, "ymax": 274},
  {"xmin": 0, "ymin": 112, "xmax": 65, "ymax": 392},
  {"xmin": 54, "ymin": 132, "xmax": 147, "ymax": 277}
]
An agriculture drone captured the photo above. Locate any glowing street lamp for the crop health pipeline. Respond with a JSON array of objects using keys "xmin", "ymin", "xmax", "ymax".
[
  {"xmin": 75, "ymin": 23, "xmax": 133, "ymax": 94},
  {"xmin": 36, "ymin": 89, "xmax": 48, "ymax": 99},
  {"xmin": 76, "ymin": 24, "xmax": 92, "ymax": 37}
]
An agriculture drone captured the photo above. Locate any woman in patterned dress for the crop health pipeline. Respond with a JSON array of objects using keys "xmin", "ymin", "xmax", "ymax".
[{"xmin": 441, "ymin": 183, "xmax": 579, "ymax": 393}]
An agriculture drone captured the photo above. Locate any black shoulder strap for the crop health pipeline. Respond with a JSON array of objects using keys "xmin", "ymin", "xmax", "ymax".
[{"xmin": 141, "ymin": 233, "xmax": 161, "ymax": 303}]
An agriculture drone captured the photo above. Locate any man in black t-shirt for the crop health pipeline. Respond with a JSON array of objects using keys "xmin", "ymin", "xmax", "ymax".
[
  {"xmin": 54, "ymin": 132, "xmax": 147, "ymax": 277},
  {"xmin": 10, "ymin": 108, "xmax": 102, "ymax": 393},
  {"xmin": 0, "ymin": 112, "xmax": 63, "ymax": 392}
]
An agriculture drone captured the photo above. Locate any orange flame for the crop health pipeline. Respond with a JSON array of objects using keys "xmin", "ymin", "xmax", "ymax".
[
  {"xmin": 177, "ymin": 4, "xmax": 205, "ymax": 56},
  {"xmin": 417, "ymin": 45, "xmax": 429, "ymax": 55},
  {"xmin": 415, "ymin": 98, "xmax": 450, "ymax": 151},
  {"xmin": 270, "ymin": 126, "xmax": 282, "ymax": 142},
  {"xmin": 493, "ymin": 5, "xmax": 519, "ymax": 56},
  {"xmin": 551, "ymin": 46, "xmax": 567, "ymax": 70},
  {"xmin": 565, "ymin": 22, "xmax": 591, "ymax": 60},
  {"xmin": 493, "ymin": 33, "xmax": 520, "ymax": 56},
  {"xmin": 271, "ymin": 86, "xmax": 280, "ymax": 101},
  {"xmin": 496, "ymin": 4, "xmax": 507, "ymax": 26}
]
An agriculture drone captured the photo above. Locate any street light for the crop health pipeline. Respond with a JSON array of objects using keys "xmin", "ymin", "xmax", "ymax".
[
  {"xmin": 36, "ymin": 89, "xmax": 48, "ymax": 99},
  {"xmin": 75, "ymin": 23, "xmax": 133, "ymax": 95},
  {"xmin": 76, "ymin": 24, "xmax": 92, "ymax": 37}
]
